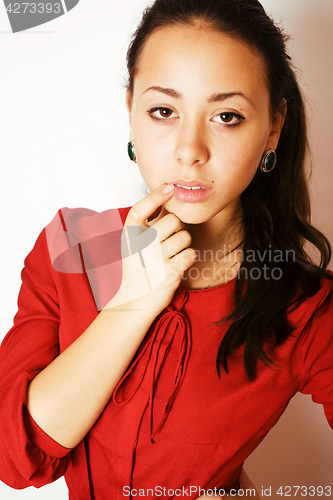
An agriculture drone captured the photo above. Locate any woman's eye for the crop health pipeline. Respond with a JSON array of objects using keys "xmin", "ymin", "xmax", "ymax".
[
  {"xmin": 148, "ymin": 107, "xmax": 177, "ymax": 120},
  {"xmin": 212, "ymin": 112, "xmax": 245, "ymax": 126}
]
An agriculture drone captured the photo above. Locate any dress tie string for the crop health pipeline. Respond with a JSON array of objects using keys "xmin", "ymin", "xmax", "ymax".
[{"xmin": 112, "ymin": 287, "xmax": 191, "ymax": 497}]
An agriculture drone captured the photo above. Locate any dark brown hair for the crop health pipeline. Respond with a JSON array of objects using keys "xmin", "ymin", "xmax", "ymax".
[{"xmin": 126, "ymin": 0, "xmax": 332, "ymax": 380}]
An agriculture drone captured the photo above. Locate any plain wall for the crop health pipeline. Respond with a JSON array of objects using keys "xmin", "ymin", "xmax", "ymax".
[{"xmin": 0, "ymin": 0, "xmax": 332, "ymax": 498}]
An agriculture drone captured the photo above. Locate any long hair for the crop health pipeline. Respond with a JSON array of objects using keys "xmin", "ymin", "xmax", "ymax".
[{"xmin": 126, "ymin": 0, "xmax": 332, "ymax": 380}]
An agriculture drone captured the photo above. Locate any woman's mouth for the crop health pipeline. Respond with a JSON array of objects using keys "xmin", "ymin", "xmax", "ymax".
[{"xmin": 173, "ymin": 180, "xmax": 213, "ymax": 203}]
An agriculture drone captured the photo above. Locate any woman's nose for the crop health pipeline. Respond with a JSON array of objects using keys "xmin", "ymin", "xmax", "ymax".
[{"xmin": 173, "ymin": 120, "xmax": 210, "ymax": 167}]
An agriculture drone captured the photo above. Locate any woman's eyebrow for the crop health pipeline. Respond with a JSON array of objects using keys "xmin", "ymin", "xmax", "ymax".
[
  {"xmin": 208, "ymin": 92, "xmax": 255, "ymax": 107},
  {"xmin": 141, "ymin": 86, "xmax": 181, "ymax": 98},
  {"xmin": 141, "ymin": 86, "xmax": 255, "ymax": 107}
]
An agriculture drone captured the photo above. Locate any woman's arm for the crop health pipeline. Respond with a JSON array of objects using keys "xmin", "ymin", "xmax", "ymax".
[
  {"xmin": 26, "ymin": 183, "xmax": 197, "ymax": 449},
  {"xmin": 0, "ymin": 231, "xmax": 71, "ymax": 487},
  {"xmin": 26, "ymin": 298, "xmax": 158, "ymax": 449}
]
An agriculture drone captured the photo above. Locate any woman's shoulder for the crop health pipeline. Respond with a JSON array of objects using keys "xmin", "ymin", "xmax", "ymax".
[
  {"xmin": 25, "ymin": 205, "xmax": 133, "ymax": 288},
  {"xmin": 20, "ymin": 206, "xmax": 134, "ymax": 312}
]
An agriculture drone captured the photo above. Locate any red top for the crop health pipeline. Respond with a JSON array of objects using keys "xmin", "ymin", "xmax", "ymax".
[{"xmin": 0, "ymin": 207, "xmax": 333, "ymax": 500}]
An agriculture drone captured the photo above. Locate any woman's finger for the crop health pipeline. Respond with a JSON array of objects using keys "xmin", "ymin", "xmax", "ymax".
[
  {"xmin": 125, "ymin": 183, "xmax": 175, "ymax": 228},
  {"xmin": 161, "ymin": 229, "xmax": 193, "ymax": 260},
  {"xmin": 152, "ymin": 212, "xmax": 185, "ymax": 243},
  {"xmin": 167, "ymin": 247, "xmax": 198, "ymax": 278}
]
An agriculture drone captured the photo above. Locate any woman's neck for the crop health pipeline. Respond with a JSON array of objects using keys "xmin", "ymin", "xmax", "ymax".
[{"xmin": 184, "ymin": 215, "xmax": 243, "ymax": 256}]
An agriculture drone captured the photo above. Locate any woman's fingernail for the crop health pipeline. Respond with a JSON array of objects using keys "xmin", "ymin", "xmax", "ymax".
[{"xmin": 161, "ymin": 184, "xmax": 174, "ymax": 195}]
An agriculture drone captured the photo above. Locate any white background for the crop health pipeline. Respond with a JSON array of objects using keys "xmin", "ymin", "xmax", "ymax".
[{"xmin": 0, "ymin": 0, "xmax": 332, "ymax": 498}]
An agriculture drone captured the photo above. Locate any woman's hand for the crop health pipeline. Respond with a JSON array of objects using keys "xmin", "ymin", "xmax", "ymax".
[
  {"xmin": 105, "ymin": 183, "xmax": 197, "ymax": 315},
  {"xmin": 196, "ymin": 468, "xmax": 261, "ymax": 499}
]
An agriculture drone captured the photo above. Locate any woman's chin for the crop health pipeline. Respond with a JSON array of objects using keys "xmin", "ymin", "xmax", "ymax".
[
  {"xmin": 177, "ymin": 213, "xmax": 209, "ymax": 224},
  {"xmin": 163, "ymin": 200, "xmax": 213, "ymax": 224}
]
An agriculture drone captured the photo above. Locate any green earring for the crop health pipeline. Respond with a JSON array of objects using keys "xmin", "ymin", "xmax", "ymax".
[
  {"xmin": 260, "ymin": 150, "xmax": 277, "ymax": 173},
  {"xmin": 128, "ymin": 141, "xmax": 137, "ymax": 163}
]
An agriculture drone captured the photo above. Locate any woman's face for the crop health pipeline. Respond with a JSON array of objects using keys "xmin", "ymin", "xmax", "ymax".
[{"xmin": 127, "ymin": 24, "xmax": 285, "ymax": 225}]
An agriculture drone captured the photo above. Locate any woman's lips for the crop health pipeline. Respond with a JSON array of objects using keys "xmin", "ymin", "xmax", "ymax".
[{"xmin": 172, "ymin": 180, "xmax": 213, "ymax": 203}]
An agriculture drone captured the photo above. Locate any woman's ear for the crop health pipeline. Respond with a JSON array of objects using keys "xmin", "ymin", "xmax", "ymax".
[
  {"xmin": 126, "ymin": 90, "xmax": 133, "ymax": 125},
  {"xmin": 266, "ymin": 98, "xmax": 287, "ymax": 151}
]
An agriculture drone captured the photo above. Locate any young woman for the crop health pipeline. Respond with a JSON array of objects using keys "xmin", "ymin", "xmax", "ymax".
[{"xmin": 0, "ymin": 0, "xmax": 332, "ymax": 498}]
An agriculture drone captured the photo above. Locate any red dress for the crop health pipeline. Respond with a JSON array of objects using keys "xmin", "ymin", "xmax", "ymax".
[{"xmin": 0, "ymin": 207, "xmax": 333, "ymax": 499}]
